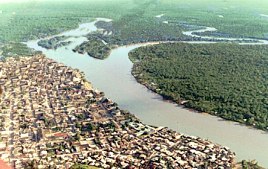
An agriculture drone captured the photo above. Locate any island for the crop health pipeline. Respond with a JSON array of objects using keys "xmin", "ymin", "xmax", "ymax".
[
  {"xmin": 37, "ymin": 36, "xmax": 72, "ymax": 50},
  {"xmin": 72, "ymin": 34, "xmax": 112, "ymax": 60},
  {"xmin": 1, "ymin": 0, "xmax": 268, "ymax": 167}
]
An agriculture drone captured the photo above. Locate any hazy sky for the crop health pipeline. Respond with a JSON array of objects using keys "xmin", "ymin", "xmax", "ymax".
[
  {"xmin": 0, "ymin": 0, "xmax": 25, "ymax": 3},
  {"xmin": 0, "ymin": 0, "xmax": 41, "ymax": 3}
]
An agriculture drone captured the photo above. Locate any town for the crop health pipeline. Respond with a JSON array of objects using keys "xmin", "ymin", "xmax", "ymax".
[{"xmin": 0, "ymin": 55, "xmax": 235, "ymax": 168}]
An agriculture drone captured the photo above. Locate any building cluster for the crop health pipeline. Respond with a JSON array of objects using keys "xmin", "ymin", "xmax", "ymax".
[{"xmin": 0, "ymin": 55, "xmax": 235, "ymax": 168}]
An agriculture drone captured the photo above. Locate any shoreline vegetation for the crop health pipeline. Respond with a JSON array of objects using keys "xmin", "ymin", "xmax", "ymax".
[
  {"xmin": 192, "ymin": 31, "xmax": 268, "ymax": 41},
  {"xmin": 237, "ymin": 160, "xmax": 265, "ymax": 169},
  {"xmin": 72, "ymin": 34, "xmax": 113, "ymax": 60},
  {"xmin": 2, "ymin": 0, "xmax": 268, "ymax": 59},
  {"xmin": 0, "ymin": 42, "xmax": 37, "ymax": 58},
  {"xmin": 129, "ymin": 43, "xmax": 268, "ymax": 131},
  {"xmin": 0, "ymin": 0, "xmax": 267, "ymax": 167},
  {"xmin": 37, "ymin": 36, "xmax": 72, "ymax": 50},
  {"xmin": 93, "ymin": 21, "xmax": 262, "ymax": 47}
]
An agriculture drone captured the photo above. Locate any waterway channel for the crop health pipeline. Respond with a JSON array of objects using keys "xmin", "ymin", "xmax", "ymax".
[{"xmin": 25, "ymin": 18, "xmax": 268, "ymax": 167}]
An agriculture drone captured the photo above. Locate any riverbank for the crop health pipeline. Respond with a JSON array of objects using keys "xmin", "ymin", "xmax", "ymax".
[
  {"xmin": 72, "ymin": 34, "xmax": 113, "ymax": 60},
  {"xmin": 25, "ymin": 19, "xmax": 268, "ymax": 167},
  {"xmin": 129, "ymin": 43, "xmax": 268, "ymax": 131},
  {"xmin": 0, "ymin": 55, "xmax": 236, "ymax": 168},
  {"xmin": 37, "ymin": 36, "xmax": 71, "ymax": 50}
]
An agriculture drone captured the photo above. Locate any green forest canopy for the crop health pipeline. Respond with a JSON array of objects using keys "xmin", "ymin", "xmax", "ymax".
[
  {"xmin": 1, "ymin": 0, "xmax": 268, "ymax": 43},
  {"xmin": 129, "ymin": 43, "xmax": 268, "ymax": 130}
]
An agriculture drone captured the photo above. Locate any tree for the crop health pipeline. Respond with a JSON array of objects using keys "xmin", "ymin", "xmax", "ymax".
[{"xmin": 241, "ymin": 159, "xmax": 264, "ymax": 169}]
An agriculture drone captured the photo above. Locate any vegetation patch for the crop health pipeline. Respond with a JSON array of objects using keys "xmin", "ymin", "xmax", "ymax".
[
  {"xmin": 73, "ymin": 34, "xmax": 112, "ymax": 60},
  {"xmin": 37, "ymin": 36, "xmax": 71, "ymax": 50},
  {"xmin": 238, "ymin": 160, "xmax": 264, "ymax": 169},
  {"xmin": 0, "ymin": 42, "xmax": 37, "ymax": 58},
  {"xmin": 70, "ymin": 164, "xmax": 99, "ymax": 169},
  {"xmin": 129, "ymin": 43, "xmax": 268, "ymax": 130},
  {"xmin": 2, "ymin": 0, "xmax": 268, "ymax": 58}
]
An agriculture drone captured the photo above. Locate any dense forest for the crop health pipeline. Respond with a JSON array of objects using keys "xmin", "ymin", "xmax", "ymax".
[
  {"xmin": 129, "ymin": 43, "xmax": 268, "ymax": 131},
  {"xmin": 1, "ymin": 0, "xmax": 268, "ymax": 43},
  {"xmin": 0, "ymin": 0, "xmax": 268, "ymax": 167},
  {"xmin": 2, "ymin": 0, "xmax": 268, "ymax": 57}
]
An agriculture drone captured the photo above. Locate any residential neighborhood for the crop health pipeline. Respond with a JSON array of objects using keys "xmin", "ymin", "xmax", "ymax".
[{"xmin": 0, "ymin": 55, "xmax": 235, "ymax": 169}]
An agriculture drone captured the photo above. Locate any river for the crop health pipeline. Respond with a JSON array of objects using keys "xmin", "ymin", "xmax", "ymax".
[{"xmin": 25, "ymin": 18, "xmax": 268, "ymax": 167}]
